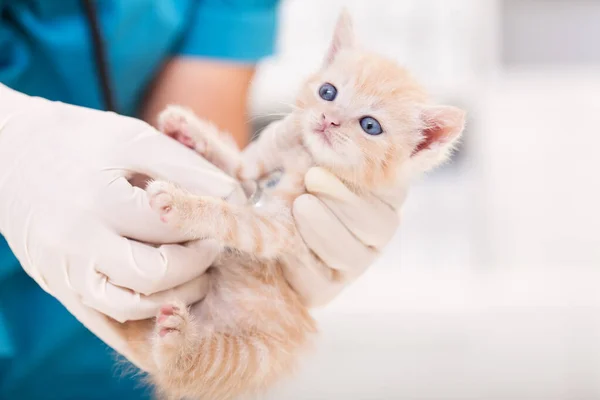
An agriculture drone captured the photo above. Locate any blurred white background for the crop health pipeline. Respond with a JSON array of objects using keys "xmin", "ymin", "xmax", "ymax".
[{"xmin": 248, "ymin": 0, "xmax": 600, "ymax": 398}]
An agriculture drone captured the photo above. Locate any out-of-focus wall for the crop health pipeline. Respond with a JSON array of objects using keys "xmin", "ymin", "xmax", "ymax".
[
  {"xmin": 478, "ymin": 73, "xmax": 600, "ymax": 269},
  {"xmin": 502, "ymin": 0, "xmax": 600, "ymax": 66}
]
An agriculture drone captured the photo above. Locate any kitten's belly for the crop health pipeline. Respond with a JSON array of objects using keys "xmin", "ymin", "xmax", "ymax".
[
  {"xmin": 188, "ymin": 269, "xmax": 238, "ymax": 329},
  {"xmin": 189, "ymin": 259, "xmax": 289, "ymax": 331}
]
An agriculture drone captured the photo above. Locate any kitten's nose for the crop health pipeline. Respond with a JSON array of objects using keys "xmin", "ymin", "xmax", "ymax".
[{"xmin": 321, "ymin": 113, "xmax": 340, "ymax": 127}]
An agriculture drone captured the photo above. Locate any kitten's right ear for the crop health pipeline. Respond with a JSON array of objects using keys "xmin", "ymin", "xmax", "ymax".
[
  {"xmin": 324, "ymin": 8, "xmax": 356, "ymax": 66},
  {"xmin": 410, "ymin": 105, "xmax": 466, "ymax": 171}
]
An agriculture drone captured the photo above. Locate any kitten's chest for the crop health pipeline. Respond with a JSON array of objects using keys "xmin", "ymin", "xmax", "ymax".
[{"xmin": 250, "ymin": 148, "xmax": 313, "ymax": 207}]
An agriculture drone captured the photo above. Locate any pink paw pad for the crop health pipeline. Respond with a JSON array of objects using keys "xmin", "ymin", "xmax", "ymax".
[
  {"xmin": 160, "ymin": 116, "xmax": 196, "ymax": 150},
  {"xmin": 158, "ymin": 304, "xmax": 178, "ymax": 320},
  {"xmin": 173, "ymin": 132, "xmax": 196, "ymax": 149},
  {"xmin": 156, "ymin": 304, "xmax": 183, "ymax": 337},
  {"xmin": 148, "ymin": 192, "xmax": 174, "ymax": 222},
  {"xmin": 159, "ymin": 327, "xmax": 177, "ymax": 337}
]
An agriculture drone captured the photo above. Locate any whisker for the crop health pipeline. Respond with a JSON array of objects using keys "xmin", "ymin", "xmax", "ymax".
[
  {"xmin": 247, "ymin": 112, "xmax": 290, "ymax": 123},
  {"xmin": 271, "ymin": 100, "xmax": 301, "ymax": 111}
]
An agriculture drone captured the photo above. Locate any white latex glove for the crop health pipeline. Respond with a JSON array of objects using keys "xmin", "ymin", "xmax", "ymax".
[
  {"xmin": 0, "ymin": 85, "xmax": 402, "ymax": 369},
  {"xmin": 291, "ymin": 168, "xmax": 405, "ymax": 307},
  {"xmin": 0, "ymin": 85, "xmax": 246, "ymax": 368}
]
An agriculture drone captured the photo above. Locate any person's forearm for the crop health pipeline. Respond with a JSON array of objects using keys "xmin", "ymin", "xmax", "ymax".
[{"xmin": 141, "ymin": 58, "xmax": 256, "ymax": 149}]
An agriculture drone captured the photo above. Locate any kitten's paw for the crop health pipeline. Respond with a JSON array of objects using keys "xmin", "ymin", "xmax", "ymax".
[
  {"xmin": 157, "ymin": 105, "xmax": 202, "ymax": 151},
  {"xmin": 146, "ymin": 180, "xmax": 186, "ymax": 226},
  {"xmin": 155, "ymin": 301, "xmax": 190, "ymax": 343},
  {"xmin": 152, "ymin": 301, "xmax": 197, "ymax": 369}
]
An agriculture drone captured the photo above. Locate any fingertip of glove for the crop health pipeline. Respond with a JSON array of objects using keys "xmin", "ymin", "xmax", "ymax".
[
  {"xmin": 304, "ymin": 167, "xmax": 361, "ymax": 207},
  {"xmin": 304, "ymin": 167, "xmax": 340, "ymax": 193},
  {"xmin": 292, "ymin": 193, "xmax": 321, "ymax": 220}
]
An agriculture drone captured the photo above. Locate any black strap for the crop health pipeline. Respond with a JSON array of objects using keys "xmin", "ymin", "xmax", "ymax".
[{"xmin": 80, "ymin": 0, "xmax": 116, "ymax": 112}]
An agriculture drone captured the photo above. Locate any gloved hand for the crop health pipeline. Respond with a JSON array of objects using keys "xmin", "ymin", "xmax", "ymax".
[
  {"xmin": 0, "ymin": 85, "xmax": 247, "ymax": 368},
  {"xmin": 0, "ymin": 85, "xmax": 403, "ymax": 369},
  {"xmin": 290, "ymin": 168, "xmax": 405, "ymax": 307}
]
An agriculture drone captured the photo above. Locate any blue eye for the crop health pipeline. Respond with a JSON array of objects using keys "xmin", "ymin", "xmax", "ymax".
[
  {"xmin": 360, "ymin": 116, "xmax": 383, "ymax": 135},
  {"xmin": 318, "ymin": 83, "xmax": 337, "ymax": 101}
]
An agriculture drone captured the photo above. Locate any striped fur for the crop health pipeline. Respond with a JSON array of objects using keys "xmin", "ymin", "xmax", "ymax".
[{"xmin": 113, "ymin": 259, "xmax": 316, "ymax": 400}]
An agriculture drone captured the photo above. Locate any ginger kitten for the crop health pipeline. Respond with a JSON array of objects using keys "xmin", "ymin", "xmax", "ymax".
[{"xmin": 113, "ymin": 10, "xmax": 466, "ymax": 400}]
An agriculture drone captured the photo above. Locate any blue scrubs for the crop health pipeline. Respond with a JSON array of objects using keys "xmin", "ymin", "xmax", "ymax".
[{"xmin": 0, "ymin": 1, "xmax": 278, "ymax": 398}]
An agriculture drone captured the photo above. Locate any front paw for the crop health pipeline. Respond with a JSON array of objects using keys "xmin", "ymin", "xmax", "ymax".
[
  {"xmin": 147, "ymin": 180, "xmax": 187, "ymax": 227},
  {"xmin": 157, "ymin": 105, "xmax": 205, "ymax": 152}
]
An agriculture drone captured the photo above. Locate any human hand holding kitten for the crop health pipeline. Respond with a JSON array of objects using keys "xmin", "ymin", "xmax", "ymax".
[{"xmin": 112, "ymin": 10, "xmax": 465, "ymax": 400}]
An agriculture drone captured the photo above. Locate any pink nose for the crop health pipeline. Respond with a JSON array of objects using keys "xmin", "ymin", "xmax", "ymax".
[{"xmin": 321, "ymin": 113, "xmax": 340, "ymax": 127}]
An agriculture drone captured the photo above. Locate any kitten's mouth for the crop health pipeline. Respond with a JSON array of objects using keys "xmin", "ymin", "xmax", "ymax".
[{"xmin": 313, "ymin": 126, "xmax": 332, "ymax": 145}]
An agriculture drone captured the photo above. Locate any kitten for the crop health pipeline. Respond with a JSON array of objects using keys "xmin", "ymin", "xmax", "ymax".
[{"xmin": 113, "ymin": 10, "xmax": 466, "ymax": 400}]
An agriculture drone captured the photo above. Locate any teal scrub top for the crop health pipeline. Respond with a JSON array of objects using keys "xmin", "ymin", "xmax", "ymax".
[{"xmin": 0, "ymin": 1, "xmax": 278, "ymax": 398}]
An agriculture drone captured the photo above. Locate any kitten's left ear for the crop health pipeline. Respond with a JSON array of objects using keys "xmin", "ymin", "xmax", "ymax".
[
  {"xmin": 411, "ymin": 105, "xmax": 466, "ymax": 170},
  {"xmin": 324, "ymin": 8, "xmax": 356, "ymax": 66}
]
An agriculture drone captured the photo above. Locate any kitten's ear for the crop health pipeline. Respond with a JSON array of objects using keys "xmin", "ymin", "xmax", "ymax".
[
  {"xmin": 411, "ymin": 105, "xmax": 466, "ymax": 170},
  {"xmin": 324, "ymin": 9, "xmax": 356, "ymax": 66}
]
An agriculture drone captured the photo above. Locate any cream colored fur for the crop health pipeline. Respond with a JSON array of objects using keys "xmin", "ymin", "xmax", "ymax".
[{"xmin": 110, "ymin": 10, "xmax": 466, "ymax": 400}]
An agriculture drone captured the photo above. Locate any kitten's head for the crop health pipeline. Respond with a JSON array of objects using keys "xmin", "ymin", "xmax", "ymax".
[{"xmin": 295, "ymin": 10, "xmax": 466, "ymax": 191}]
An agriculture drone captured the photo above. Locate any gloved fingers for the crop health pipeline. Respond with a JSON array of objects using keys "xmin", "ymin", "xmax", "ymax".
[
  {"xmin": 303, "ymin": 167, "xmax": 400, "ymax": 250},
  {"xmin": 281, "ymin": 255, "xmax": 348, "ymax": 308},
  {"xmin": 111, "ymin": 127, "xmax": 242, "ymax": 199},
  {"xmin": 80, "ymin": 271, "xmax": 210, "ymax": 322},
  {"xmin": 90, "ymin": 237, "xmax": 219, "ymax": 296},
  {"xmin": 293, "ymin": 194, "xmax": 377, "ymax": 276}
]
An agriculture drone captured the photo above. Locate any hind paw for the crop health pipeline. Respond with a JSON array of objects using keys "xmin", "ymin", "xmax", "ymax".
[{"xmin": 154, "ymin": 301, "xmax": 190, "ymax": 345}]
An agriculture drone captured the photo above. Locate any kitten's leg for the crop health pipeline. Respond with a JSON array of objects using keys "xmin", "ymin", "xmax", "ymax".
[
  {"xmin": 238, "ymin": 120, "xmax": 285, "ymax": 180},
  {"xmin": 152, "ymin": 303, "xmax": 306, "ymax": 400},
  {"xmin": 158, "ymin": 105, "xmax": 301, "ymax": 181},
  {"xmin": 158, "ymin": 105, "xmax": 243, "ymax": 176},
  {"xmin": 148, "ymin": 180, "xmax": 297, "ymax": 259},
  {"xmin": 238, "ymin": 117, "xmax": 303, "ymax": 180}
]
